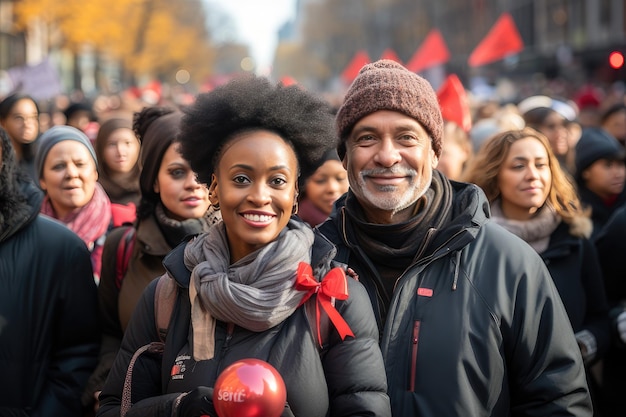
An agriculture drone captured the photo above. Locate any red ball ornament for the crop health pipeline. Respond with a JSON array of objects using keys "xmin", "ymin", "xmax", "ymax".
[{"xmin": 213, "ymin": 358, "xmax": 286, "ymax": 417}]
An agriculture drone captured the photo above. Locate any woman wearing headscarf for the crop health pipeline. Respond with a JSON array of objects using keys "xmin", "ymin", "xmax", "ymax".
[{"xmin": 35, "ymin": 125, "xmax": 111, "ymax": 282}]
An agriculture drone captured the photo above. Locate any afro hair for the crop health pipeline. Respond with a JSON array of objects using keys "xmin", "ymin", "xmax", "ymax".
[{"xmin": 179, "ymin": 76, "xmax": 338, "ymax": 187}]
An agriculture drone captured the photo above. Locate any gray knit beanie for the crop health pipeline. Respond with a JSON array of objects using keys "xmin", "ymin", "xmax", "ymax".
[
  {"xmin": 35, "ymin": 125, "xmax": 97, "ymax": 178},
  {"xmin": 575, "ymin": 127, "xmax": 626, "ymax": 181},
  {"xmin": 336, "ymin": 59, "xmax": 443, "ymax": 159}
]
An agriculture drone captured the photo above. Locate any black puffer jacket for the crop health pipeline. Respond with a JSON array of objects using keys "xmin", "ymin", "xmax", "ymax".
[
  {"xmin": 97, "ymin": 226, "xmax": 391, "ymax": 417},
  {"xmin": 0, "ymin": 178, "xmax": 99, "ymax": 416},
  {"xmin": 318, "ymin": 178, "xmax": 592, "ymax": 416}
]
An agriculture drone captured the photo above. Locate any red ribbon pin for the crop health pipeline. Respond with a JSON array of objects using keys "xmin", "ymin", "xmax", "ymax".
[{"xmin": 295, "ymin": 262, "xmax": 355, "ymax": 346}]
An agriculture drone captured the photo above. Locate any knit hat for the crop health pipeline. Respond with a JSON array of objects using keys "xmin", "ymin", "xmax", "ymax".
[
  {"xmin": 336, "ymin": 59, "xmax": 443, "ymax": 159},
  {"xmin": 575, "ymin": 127, "xmax": 626, "ymax": 181},
  {"xmin": 35, "ymin": 125, "xmax": 97, "ymax": 178}
]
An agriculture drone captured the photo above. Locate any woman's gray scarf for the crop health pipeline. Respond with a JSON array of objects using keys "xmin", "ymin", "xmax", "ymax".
[
  {"xmin": 184, "ymin": 218, "xmax": 314, "ymax": 360},
  {"xmin": 490, "ymin": 200, "xmax": 560, "ymax": 253}
]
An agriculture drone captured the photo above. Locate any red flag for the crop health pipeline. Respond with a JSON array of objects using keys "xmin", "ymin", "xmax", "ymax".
[
  {"xmin": 279, "ymin": 75, "xmax": 298, "ymax": 87},
  {"xmin": 437, "ymin": 74, "xmax": 472, "ymax": 132},
  {"xmin": 406, "ymin": 29, "xmax": 450, "ymax": 73},
  {"xmin": 380, "ymin": 48, "xmax": 402, "ymax": 64},
  {"xmin": 468, "ymin": 13, "xmax": 524, "ymax": 67},
  {"xmin": 341, "ymin": 50, "xmax": 371, "ymax": 84}
]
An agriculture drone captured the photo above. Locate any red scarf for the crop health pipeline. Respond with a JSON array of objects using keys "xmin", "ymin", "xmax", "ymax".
[{"xmin": 41, "ymin": 183, "xmax": 111, "ymax": 278}]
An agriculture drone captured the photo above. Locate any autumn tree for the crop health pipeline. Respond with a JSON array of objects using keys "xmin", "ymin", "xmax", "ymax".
[{"xmin": 13, "ymin": 0, "xmax": 217, "ymax": 88}]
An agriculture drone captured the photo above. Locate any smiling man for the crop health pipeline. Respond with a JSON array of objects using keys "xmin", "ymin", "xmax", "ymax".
[{"xmin": 318, "ymin": 59, "xmax": 592, "ymax": 416}]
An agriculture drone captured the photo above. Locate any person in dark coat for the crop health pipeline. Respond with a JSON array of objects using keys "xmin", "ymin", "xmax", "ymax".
[
  {"xmin": 0, "ymin": 126, "xmax": 99, "ymax": 416},
  {"xmin": 594, "ymin": 205, "xmax": 626, "ymax": 416},
  {"xmin": 97, "ymin": 76, "xmax": 391, "ymax": 417},
  {"xmin": 318, "ymin": 60, "xmax": 592, "ymax": 416},
  {"xmin": 464, "ymin": 127, "xmax": 610, "ymax": 415},
  {"xmin": 574, "ymin": 127, "xmax": 626, "ymax": 240}
]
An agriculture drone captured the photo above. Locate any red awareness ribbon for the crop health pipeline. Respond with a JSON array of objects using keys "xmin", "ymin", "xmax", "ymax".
[{"xmin": 295, "ymin": 262, "xmax": 355, "ymax": 346}]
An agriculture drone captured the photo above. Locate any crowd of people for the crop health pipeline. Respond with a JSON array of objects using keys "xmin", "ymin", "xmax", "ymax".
[{"xmin": 0, "ymin": 59, "xmax": 625, "ymax": 417}]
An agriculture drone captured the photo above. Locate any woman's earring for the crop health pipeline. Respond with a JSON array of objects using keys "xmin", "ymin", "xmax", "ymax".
[
  {"xmin": 209, "ymin": 192, "xmax": 220, "ymax": 210},
  {"xmin": 292, "ymin": 190, "xmax": 299, "ymax": 214}
]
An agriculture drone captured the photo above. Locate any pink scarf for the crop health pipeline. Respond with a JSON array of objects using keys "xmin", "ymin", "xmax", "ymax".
[{"xmin": 41, "ymin": 183, "xmax": 111, "ymax": 278}]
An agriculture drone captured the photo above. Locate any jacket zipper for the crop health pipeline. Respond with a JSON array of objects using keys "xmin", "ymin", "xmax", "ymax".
[
  {"xmin": 216, "ymin": 323, "xmax": 235, "ymax": 379},
  {"xmin": 410, "ymin": 320, "xmax": 420, "ymax": 392}
]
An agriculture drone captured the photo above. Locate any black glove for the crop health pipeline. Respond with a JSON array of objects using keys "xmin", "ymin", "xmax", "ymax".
[{"xmin": 175, "ymin": 387, "xmax": 216, "ymax": 417}]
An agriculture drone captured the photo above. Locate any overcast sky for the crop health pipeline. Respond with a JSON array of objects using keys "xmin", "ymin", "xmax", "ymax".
[{"xmin": 205, "ymin": 0, "xmax": 297, "ymax": 73}]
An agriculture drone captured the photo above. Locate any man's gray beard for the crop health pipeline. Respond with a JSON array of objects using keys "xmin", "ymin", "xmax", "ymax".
[{"xmin": 357, "ymin": 173, "xmax": 432, "ymax": 214}]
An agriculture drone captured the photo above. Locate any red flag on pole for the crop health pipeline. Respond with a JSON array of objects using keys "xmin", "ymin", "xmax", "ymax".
[
  {"xmin": 437, "ymin": 74, "xmax": 472, "ymax": 132},
  {"xmin": 341, "ymin": 50, "xmax": 371, "ymax": 84},
  {"xmin": 406, "ymin": 29, "xmax": 450, "ymax": 73},
  {"xmin": 468, "ymin": 13, "xmax": 524, "ymax": 67},
  {"xmin": 380, "ymin": 48, "xmax": 403, "ymax": 64}
]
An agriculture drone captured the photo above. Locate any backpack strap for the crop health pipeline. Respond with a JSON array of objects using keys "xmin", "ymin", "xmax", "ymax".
[
  {"xmin": 120, "ymin": 275, "xmax": 177, "ymax": 417},
  {"xmin": 115, "ymin": 227, "xmax": 136, "ymax": 290},
  {"xmin": 154, "ymin": 274, "xmax": 178, "ymax": 343}
]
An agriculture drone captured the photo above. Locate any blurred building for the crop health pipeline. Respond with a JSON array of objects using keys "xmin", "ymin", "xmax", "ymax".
[
  {"xmin": 276, "ymin": 0, "xmax": 625, "ymax": 91},
  {"xmin": 435, "ymin": 0, "xmax": 625, "ymax": 82}
]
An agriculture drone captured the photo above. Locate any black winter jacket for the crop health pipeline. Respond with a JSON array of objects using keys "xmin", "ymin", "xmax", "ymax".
[
  {"xmin": 97, "ymin": 227, "xmax": 391, "ymax": 417},
  {"xmin": 540, "ymin": 221, "xmax": 610, "ymax": 363},
  {"xmin": 577, "ymin": 185, "xmax": 626, "ymax": 241},
  {"xmin": 0, "ymin": 179, "xmax": 99, "ymax": 416},
  {"xmin": 594, "ymin": 204, "xmax": 626, "ymax": 415},
  {"xmin": 318, "ymin": 179, "xmax": 592, "ymax": 416}
]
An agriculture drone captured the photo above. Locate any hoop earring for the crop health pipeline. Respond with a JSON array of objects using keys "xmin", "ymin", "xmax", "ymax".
[
  {"xmin": 292, "ymin": 201, "xmax": 299, "ymax": 215},
  {"xmin": 212, "ymin": 202, "xmax": 220, "ymax": 210}
]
